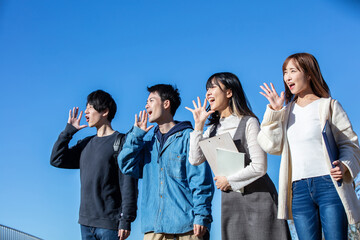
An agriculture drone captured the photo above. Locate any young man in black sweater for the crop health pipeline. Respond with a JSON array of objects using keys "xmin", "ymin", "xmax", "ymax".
[{"xmin": 50, "ymin": 90, "xmax": 138, "ymax": 240}]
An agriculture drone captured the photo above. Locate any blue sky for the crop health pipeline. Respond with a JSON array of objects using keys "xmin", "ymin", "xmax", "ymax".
[{"xmin": 1, "ymin": 1, "xmax": 360, "ymax": 239}]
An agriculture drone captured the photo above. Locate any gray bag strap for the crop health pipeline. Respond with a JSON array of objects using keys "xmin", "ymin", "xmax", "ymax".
[
  {"xmin": 233, "ymin": 116, "xmax": 251, "ymax": 165},
  {"xmin": 233, "ymin": 116, "xmax": 250, "ymax": 153}
]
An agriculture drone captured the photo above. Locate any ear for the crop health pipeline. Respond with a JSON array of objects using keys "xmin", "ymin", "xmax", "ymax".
[
  {"xmin": 102, "ymin": 108, "xmax": 109, "ymax": 117},
  {"xmin": 163, "ymin": 99, "xmax": 171, "ymax": 110},
  {"xmin": 226, "ymin": 89, "xmax": 233, "ymax": 99}
]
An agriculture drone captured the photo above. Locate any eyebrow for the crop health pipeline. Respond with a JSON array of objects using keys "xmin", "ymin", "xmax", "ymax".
[{"xmin": 146, "ymin": 97, "xmax": 155, "ymax": 103}]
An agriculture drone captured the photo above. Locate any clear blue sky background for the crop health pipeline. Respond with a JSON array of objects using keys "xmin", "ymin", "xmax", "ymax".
[{"xmin": 1, "ymin": 1, "xmax": 360, "ymax": 239}]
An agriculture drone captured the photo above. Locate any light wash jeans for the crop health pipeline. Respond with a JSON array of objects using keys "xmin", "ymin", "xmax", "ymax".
[{"xmin": 291, "ymin": 175, "xmax": 348, "ymax": 240}]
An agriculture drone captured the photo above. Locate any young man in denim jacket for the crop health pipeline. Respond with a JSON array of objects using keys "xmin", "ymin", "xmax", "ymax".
[{"xmin": 118, "ymin": 84, "xmax": 214, "ymax": 240}]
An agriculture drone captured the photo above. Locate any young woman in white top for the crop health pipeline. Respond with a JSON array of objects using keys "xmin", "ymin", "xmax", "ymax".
[
  {"xmin": 258, "ymin": 53, "xmax": 360, "ymax": 240},
  {"xmin": 186, "ymin": 72, "xmax": 290, "ymax": 240}
]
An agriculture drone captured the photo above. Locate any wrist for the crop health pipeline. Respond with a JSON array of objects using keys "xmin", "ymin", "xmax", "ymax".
[{"xmin": 194, "ymin": 122, "xmax": 205, "ymax": 131}]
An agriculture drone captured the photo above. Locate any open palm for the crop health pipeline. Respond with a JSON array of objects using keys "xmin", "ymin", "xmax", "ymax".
[
  {"xmin": 259, "ymin": 83, "xmax": 285, "ymax": 111},
  {"xmin": 135, "ymin": 110, "xmax": 154, "ymax": 132},
  {"xmin": 185, "ymin": 97, "xmax": 214, "ymax": 131},
  {"xmin": 68, "ymin": 107, "xmax": 87, "ymax": 130}
]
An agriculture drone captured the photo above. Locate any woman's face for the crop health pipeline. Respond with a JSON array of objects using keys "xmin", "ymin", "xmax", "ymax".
[
  {"xmin": 206, "ymin": 79, "xmax": 232, "ymax": 113},
  {"xmin": 283, "ymin": 59, "xmax": 311, "ymax": 96}
]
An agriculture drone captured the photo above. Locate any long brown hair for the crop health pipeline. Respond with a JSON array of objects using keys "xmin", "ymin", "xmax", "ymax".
[{"xmin": 282, "ymin": 53, "xmax": 330, "ymax": 104}]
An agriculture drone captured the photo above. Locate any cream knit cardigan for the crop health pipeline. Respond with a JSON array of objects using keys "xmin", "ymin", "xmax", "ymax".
[{"xmin": 257, "ymin": 97, "xmax": 360, "ymax": 224}]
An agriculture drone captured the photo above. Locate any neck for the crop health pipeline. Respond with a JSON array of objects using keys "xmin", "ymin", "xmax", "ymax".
[
  {"xmin": 218, "ymin": 107, "xmax": 232, "ymax": 118},
  {"xmin": 157, "ymin": 116, "xmax": 176, "ymax": 134},
  {"xmin": 96, "ymin": 122, "xmax": 114, "ymax": 137},
  {"xmin": 296, "ymin": 89, "xmax": 319, "ymax": 104}
]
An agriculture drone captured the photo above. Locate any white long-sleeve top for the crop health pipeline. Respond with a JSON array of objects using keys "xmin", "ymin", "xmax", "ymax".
[{"xmin": 189, "ymin": 114, "xmax": 267, "ymax": 191}]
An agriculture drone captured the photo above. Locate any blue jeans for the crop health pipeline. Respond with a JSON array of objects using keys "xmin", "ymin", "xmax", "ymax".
[
  {"xmin": 81, "ymin": 225, "xmax": 118, "ymax": 240},
  {"xmin": 291, "ymin": 175, "xmax": 348, "ymax": 240}
]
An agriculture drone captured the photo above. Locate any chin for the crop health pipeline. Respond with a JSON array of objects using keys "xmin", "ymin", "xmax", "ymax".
[{"xmin": 148, "ymin": 117, "xmax": 155, "ymax": 123}]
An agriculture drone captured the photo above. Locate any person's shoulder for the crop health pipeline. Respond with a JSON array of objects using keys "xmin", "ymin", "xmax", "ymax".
[
  {"xmin": 77, "ymin": 134, "xmax": 96, "ymax": 145},
  {"xmin": 113, "ymin": 131, "xmax": 125, "ymax": 138}
]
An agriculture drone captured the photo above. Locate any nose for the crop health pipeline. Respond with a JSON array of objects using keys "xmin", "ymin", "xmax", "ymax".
[
  {"xmin": 145, "ymin": 103, "xmax": 149, "ymax": 109},
  {"xmin": 284, "ymin": 73, "xmax": 291, "ymax": 82},
  {"xmin": 85, "ymin": 108, "xmax": 89, "ymax": 114},
  {"xmin": 206, "ymin": 89, "xmax": 212, "ymax": 98}
]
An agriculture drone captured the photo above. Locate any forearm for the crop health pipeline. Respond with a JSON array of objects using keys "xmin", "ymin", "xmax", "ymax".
[
  {"xmin": 332, "ymin": 101, "xmax": 360, "ymax": 181},
  {"xmin": 118, "ymin": 173, "xmax": 138, "ymax": 230},
  {"xmin": 188, "ymin": 162, "xmax": 214, "ymax": 228},
  {"xmin": 228, "ymin": 118, "xmax": 267, "ymax": 191},
  {"xmin": 118, "ymin": 126, "xmax": 147, "ymax": 178},
  {"xmin": 258, "ymin": 105, "xmax": 286, "ymax": 155},
  {"xmin": 189, "ymin": 130, "xmax": 207, "ymax": 166},
  {"xmin": 50, "ymin": 124, "xmax": 80, "ymax": 169}
]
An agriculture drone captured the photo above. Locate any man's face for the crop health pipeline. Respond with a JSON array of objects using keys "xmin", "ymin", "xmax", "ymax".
[
  {"xmin": 84, "ymin": 104, "xmax": 105, "ymax": 128},
  {"xmin": 145, "ymin": 92, "xmax": 165, "ymax": 123}
]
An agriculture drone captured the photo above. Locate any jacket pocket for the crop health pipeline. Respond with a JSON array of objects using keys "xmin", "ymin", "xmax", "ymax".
[{"xmin": 166, "ymin": 152, "xmax": 187, "ymax": 179}]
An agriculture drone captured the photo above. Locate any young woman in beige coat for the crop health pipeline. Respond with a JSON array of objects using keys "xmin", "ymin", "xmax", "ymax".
[{"xmin": 258, "ymin": 53, "xmax": 360, "ymax": 240}]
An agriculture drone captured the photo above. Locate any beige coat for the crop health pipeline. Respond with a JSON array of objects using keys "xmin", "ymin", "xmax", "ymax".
[{"xmin": 257, "ymin": 97, "xmax": 360, "ymax": 224}]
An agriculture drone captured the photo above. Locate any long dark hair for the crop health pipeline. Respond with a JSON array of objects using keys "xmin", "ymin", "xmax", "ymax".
[
  {"xmin": 282, "ymin": 53, "xmax": 330, "ymax": 104},
  {"xmin": 206, "ymin": 72, "xmax": 258, "ymax": 125}
]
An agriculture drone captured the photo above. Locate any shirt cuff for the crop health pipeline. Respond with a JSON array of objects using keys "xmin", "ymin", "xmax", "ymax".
[
  {"xmin": 118, "ymin": 220, "xmax": 131, "ymax": 231},
  {"xmin": 193, "ymin": 215, "xmax": 212, "ymax": 229}
]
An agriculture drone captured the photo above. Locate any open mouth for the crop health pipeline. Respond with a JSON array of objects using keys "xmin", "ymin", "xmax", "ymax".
[
  {"xmin": 147, "ymin": 110, "xmax": 153, "ymax": 116},
  {"xmin": 288, "ymin": 83, "xmax": 295, "ymax": 90},
  {"xmin": 208, "ymin": 98, "xmax": 215, "ymax": 104},
  {"xmin": 85, "ymin": 116, "xmax": 89, "ymax": 122}
]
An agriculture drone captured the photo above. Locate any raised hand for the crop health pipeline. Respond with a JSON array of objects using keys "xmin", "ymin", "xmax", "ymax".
[
  {"xmin": 134, "ymin": 110, "xmax": 154, "ymax": 132},
  {"xmin": 68, "ymin": 107, "xmax": 87, "ymax": 130},
  {"xmin": 185, "ymin": 97, "xmax": 214, "ymax": 131},
  {"xmin": 259, "ymin": 83, "xmax": 285, "ymax": 111}
]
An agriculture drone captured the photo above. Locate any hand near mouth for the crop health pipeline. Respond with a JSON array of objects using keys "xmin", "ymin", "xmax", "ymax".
[
  {"xmin": 259, "ymin": 83, "xmax": 285, "ymax": 111},
  {"xmin": 185, "ymin": 97, "xmax": 214, "ymax": 131},
  {"xmin": 67, "ymin": 107, "xmax": 88, "ymax": 130},
  {"xmin": 134, "ymin": 110, "xmax": 154, "ymax": 132}
]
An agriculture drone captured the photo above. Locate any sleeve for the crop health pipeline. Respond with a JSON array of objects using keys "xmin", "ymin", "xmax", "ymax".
[
  {"xmin": 257, "ymin": 104, "xmax": 287, "ymax": 155},
  {"xmin": 188, "ymin": 127, "xmax": 211, "ymax": 166},
  {"xmin": 186, "ymin": 132, "xmax": 215, "ymax": 229},
  {"xmin": 118, "ymin": 170, "xmax": 138, "ymax": 230},
  {"xmin": 227, "ymin": 118, "xmax": 267, "ymax": 191},
  {"xmin": 332, "ymin": 100, "xmax": 360, "ymax": 183},
  {"xmin": 117, "ymin": 126, "xmax": 147, "ymax": 179},
  {"xmin": 50, "ymin": 124, "xmax": 87, "ymax": 169}
]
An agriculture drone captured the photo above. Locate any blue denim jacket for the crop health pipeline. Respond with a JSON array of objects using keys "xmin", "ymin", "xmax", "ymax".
[{"xmin": 118, "ymin": 125, "xmax": 214, "ymax": 234}]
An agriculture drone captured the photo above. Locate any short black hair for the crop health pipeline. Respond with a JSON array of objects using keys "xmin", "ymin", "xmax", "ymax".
[
  {"xmin": 86, "ymin": 90, "xmax": 117, "ymax": 122},
  {"xmin": 147, "ymin": 84, "xmax": 181, "ymax": 116}
]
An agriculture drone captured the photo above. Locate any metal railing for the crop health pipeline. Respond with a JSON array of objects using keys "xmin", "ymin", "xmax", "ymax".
[{"xmin": 0, "ymin": 224, "xmax": 42, "ymax": 240}]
